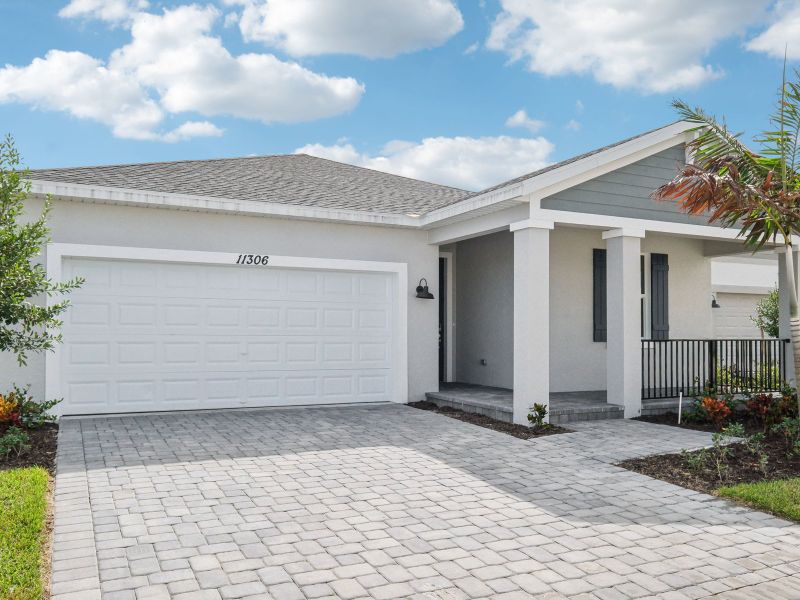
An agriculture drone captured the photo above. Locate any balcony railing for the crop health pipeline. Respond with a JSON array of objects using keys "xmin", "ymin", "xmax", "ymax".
[{"xmin": 641, "ymin": 338, "xmax": 789, "ymax": 400}]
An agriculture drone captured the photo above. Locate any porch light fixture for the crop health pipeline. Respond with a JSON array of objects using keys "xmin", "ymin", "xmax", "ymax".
[
  {"xmin": 711, "ymin": 294, "xmax": 721, "ymax": 308},
  {"xmin": 415, "ymin": 278, "xmax": 434, "ymax": 299}
]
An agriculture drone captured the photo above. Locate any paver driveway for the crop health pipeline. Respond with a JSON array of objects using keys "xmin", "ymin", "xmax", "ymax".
[{"xmin": 51, "ymin": 405, "xmax": 800, "ymax": 600}]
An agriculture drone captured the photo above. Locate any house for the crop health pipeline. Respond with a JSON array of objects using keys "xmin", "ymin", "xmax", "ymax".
[
  {"xmin": 8, "ymin": 121, "xmax": 792, "ymax": 425},
  {"xmin": 711, "ymin": 254, "xmax": 778, "ymax": 339}
]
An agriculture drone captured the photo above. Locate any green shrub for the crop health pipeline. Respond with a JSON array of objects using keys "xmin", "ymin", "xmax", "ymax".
[
  {"xmin": 0, "ymin": 426, "xmax": 30, "ymax": 458},
  {"xmin": 527, "ymin": 403, "xmax": 548, "ymax": 429},
  {"xmin": 772, "ymin": 416, "xmax": 800, "ymax": 456},
  {"xmin": 12, "ymin": 386, "xmax": 60, "ymax": 429}
]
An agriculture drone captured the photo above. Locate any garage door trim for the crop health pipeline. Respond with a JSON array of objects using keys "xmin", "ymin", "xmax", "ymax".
[{"xmin": 46, "ymin": 243, "xmax": 408, "ymax": 414}]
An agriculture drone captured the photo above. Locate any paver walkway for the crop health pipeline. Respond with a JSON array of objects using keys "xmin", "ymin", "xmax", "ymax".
[{"xmin": 51, "ymin": 404, "xmax": 800, "ymax": 600}]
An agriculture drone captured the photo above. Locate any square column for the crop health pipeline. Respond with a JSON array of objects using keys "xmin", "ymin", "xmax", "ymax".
[
  {"xmin": 511, "ymin": 219, "xmax": 553, "ymax": 425},
  {"xmin": 777, "ymin": 247, "xmax": 799, "ymax": 385},
  {"xmin": 603, "ymin": 228, "xmax": 644, "ymax": 418}
]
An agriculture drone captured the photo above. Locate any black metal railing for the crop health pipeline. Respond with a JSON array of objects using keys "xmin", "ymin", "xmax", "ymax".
[{"xmin": 641, "ymin": 338, "xmax": 789, "ymax": 400}]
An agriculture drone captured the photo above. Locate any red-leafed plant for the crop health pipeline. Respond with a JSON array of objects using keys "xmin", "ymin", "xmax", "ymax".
[
  {"xmin": 746, "ymin": 393, "xmax": 774, "ymax": 425},
  {"xmin": 701, "ymin": 396, "xmax": 732, "ymax": 429}
]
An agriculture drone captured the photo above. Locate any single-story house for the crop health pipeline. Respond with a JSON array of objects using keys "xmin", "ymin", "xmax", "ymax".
[{"xmin": 6, "ymin": 121, "xmax": 795, "ymax": 425}]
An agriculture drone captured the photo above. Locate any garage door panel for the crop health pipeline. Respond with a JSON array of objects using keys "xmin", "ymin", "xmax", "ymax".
[
  {"xmin": 63, "ymin": 336, "xmax": 392, "ymax": 373},
  {"xmin": 67, "ymin": 260, "xmax": 393, "ymax": 304},
  {"xmin": 60, "ymin": 257, "xmax": 398, "ymax": 414},
  {"xmin": 70, "ymin": 296, "xmax": 391, "ymax": 336}
]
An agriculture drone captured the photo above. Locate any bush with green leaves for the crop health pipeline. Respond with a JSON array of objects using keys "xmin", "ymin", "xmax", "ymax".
[
  {"xmin": 527, "ymin": 403, "xmax": 548, "ymax": 429},
  {"xmin": 772, "ymin": 416, "xmax": 800, "ymax": 456},
  {"xmin": 0, "ymin": 426, "xmax": 30, "ymax": 458},
  {"xmin": 751, "ymin": 288, "xmax": 780, "ymax": 338},
  {"xmin": 0, "ymin": 135, "xmax": 82, "ymax": 366},
  {"xmin": 12, "ymin": 385, "xmax": 60, "ymax": 429}
]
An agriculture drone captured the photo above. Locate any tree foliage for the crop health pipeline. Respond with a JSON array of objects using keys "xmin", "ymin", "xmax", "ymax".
[
  {"xmin": 751, "ymin": 288, "xmax": 780, "ymax": 338},
  {"xmin": 0, "ymin": 135, "xmax": 82, "ymax": 365},
  {"xmin": 654, "ymin": 73, "xmax": 800, "ymax": 251}
]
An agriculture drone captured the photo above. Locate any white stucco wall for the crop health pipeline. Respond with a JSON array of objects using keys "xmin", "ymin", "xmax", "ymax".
[
  {"xmin": 453, "ymin": 227, "xmax": 714, "ymax": 393},
  {"xmin": 0, "ymin": 198, "xmax": 440, "ymax": 404},
  {"xmin": 454, "ymin": 231, "xmax": 514, "ymax": 388}
]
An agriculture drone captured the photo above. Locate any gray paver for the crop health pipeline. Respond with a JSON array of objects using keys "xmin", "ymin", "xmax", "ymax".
[{"xmin": 51, "ymin": 404, "xmax": 800, "ymax": 600}]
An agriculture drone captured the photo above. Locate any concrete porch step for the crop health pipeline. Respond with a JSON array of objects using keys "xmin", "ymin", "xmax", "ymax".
[{"xmin": 424, "ymin": 385, "xmax": 624, "ymax": 425}]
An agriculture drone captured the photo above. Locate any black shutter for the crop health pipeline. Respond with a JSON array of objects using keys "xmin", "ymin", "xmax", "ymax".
[
  {"xmin": 651, "ymin": 253, "xmax": 669, "ymax": 340},
  {"xmin": 593, "ymin": 249, "xmax": 607, "ymax": 342}
]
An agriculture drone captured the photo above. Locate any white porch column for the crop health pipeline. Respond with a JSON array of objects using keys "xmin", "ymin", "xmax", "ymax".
[
  {"xmin": 777, "ymin": 247, "xmax": 799, "ymax": 386},
  {"xmin": 511, "ymin": 219, "xmax": 553, "ymax": 425},
  {"xmin": 603, "ymin": 228, "xmax": 644, "ymax": 418}
]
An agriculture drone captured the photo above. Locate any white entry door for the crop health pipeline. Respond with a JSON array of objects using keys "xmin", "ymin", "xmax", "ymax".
[{"xmin": 59, "ymin": 257, "xmax": 398, "ymax": 415}]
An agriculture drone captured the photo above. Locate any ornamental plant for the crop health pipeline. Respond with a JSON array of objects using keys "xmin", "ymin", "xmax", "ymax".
[
  {"xmin": 0, "ymin": 426, "xmax": 30, "ymax": 458},
  {"xmin": 0, "ymin": 134, "xmax": 82, "ymax": 366},
  {"xmin": 746, "ymin": 393, "xmax": 775, "ymax": 431},
  {"xmin": 0, "ymin": 394, "xmax": 19, "ymax": 425},
  {"xmin": 527, "ymin": 403, "xmax": 548, "ymax": 429},
  {"xmin": 751, "ymin": 288, "xmax": 780, "ymax": 338},
  {"xmin": 701, "ymin": 396, "xmax": 732, "ymax": 429}
]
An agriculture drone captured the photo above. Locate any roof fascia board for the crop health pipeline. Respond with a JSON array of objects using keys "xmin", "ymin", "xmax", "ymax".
[
  {"xmin": 29, "ymin": 180, "xmax": 420, "ymax": 228},
  {"xmin": 427, "ymin": 203, "xmax": 529, "ymax": 245},
  {"xmin": 534, "ymin": 207, "xmax": 768, "ymax": 243}
]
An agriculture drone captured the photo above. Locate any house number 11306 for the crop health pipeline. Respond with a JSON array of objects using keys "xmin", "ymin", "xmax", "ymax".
[{"xmin": 236, "ymin": 254, "xmax": 270, "ymax": 265}]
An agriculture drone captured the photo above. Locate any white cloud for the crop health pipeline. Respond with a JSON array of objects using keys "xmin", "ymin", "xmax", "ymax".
[
  {"xmin": 296, "ymin": 135, "xmax": 555, "ymax": 190},
  {"xmin": 0, "ymin": 4, "xmax": 364, "ymax": 141},
  {"xmin": 0, "ymin": 50, "xmax": 163, "ymax": 140},
  {"xmin": 226, "ymin": 0, "xmax": 463, "ymax": 58},
  {"xmin": 162, "ymin": 121, "xmax": 224, "ymax": 143},
  {"xmin": 486, "ymin": 0, "xmax": 768, "ymax": 93},
  {"xmin": 464, "ymin": 42, "xmax": 480, "ymax": 55},
  {"xmin": 59, "ymin": 0, "xmax": 148, "ymax": 23},
  {"xmin": 575, "ymin": 99, "xmax": 584, "ymax": 114},
  {"xmin": 565, "ymin": 119, "xmax": 581, "ymax": 131},
  {"xmin": 110, "ymin": 5, "xmax": 364, "ymax": 123},
  {"xmin": 505, "ymin": 109, "xmax": 545, "ymax": 133},
  {"xmin": 746, "ymin": 1, "xmax": 800, "ymax": 59}
]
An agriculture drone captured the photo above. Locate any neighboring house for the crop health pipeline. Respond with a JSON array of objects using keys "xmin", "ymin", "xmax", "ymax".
[
  {"xmin": 711, "ymin": 255, "xmax": 778, "ymax": 339},
  {"xmin": 7, "ymin": 121, "xmax": 793, "ymax": 426}
]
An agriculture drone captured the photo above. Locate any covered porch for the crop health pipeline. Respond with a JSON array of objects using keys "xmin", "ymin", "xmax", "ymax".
[
  {"xmin": 431, "ymin": 219, "xmax": 789, "ymax": 426},
  {"xmin": 424, "ymin": 126, "xmax": 790, "ymax": 425}
]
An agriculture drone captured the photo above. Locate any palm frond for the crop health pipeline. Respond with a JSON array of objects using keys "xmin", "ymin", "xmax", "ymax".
[{"xmin": 672, "ymin": 99, "xmax": 767, "ymax": 186}]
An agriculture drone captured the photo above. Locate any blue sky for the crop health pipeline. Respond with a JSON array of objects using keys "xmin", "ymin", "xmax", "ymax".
[{"xmin": 0, "ymin": 0, "xmax": 798, "ymax": 190}]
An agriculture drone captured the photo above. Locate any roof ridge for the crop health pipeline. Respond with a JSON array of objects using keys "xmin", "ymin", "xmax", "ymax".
[{"xmin": 27, "ymin": 152, "xmax": 302, "ymax": 173}]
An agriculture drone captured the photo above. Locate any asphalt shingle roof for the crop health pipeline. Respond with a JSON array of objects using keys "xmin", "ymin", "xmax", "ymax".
[
  {"xmin": 28, "ymin": 122, "xmax": 682, "ymax": 217},
  {"xmin": 28, "ymin": 153, "xmax": 471, "ymax": 216}
]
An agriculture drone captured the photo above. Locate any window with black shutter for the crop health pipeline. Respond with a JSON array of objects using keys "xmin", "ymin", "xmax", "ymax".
[
  {"xmin": 593, "ymin": 249, "xmax": 606, "ymax": 342},
  {"xmin": 650, "ymin": 253, "xmax": 669, "ymax": 340}
]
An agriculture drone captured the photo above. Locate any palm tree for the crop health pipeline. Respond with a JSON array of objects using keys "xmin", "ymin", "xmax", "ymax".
[{"xmin": 653, "ymin": 69, "xmax": 800, "ymax": 408}]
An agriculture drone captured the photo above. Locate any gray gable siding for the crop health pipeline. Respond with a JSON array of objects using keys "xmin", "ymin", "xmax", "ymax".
[{"xmin": 541, "ymin": 144, "xmax": 713, "ymax": 225}]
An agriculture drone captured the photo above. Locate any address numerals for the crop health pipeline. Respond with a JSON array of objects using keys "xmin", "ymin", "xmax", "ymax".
[{"xmin": 236, "ymin": 254, "xmax": 270, "ymax": 265}]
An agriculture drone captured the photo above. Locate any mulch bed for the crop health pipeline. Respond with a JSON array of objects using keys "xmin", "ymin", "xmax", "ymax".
[
  {"xmin": 621, "ymin": 416, "xmax": 800, "ymax": 496},
  {"xmin": 635, "ymin": 413, "xmax": 764, "ymax": 434},
  {"xmin": 0, "ymin": 422, "xmax": 59, "ymax": 474},
  {"xmin": 409, "ymin": 401, "xmax": 570, "ymax": 439}
]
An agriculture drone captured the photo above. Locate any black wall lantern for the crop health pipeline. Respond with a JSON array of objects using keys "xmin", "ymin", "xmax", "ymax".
[
  {"xmin": 415, "ymin": 278, "xmax": 434, "ymax": 299},
  {"xmin": 711, "ymin": 294, "xmax": 721, "ymax": 308}
]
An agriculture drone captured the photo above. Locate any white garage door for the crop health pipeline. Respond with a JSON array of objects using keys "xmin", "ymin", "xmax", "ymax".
[
  {"xmin": 712, "ymin": 292, "xmax": 763, "ymax": 339},
  {"xmin": 59, "ymin": 257, "xmax": 398, "ymax": 415}
]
